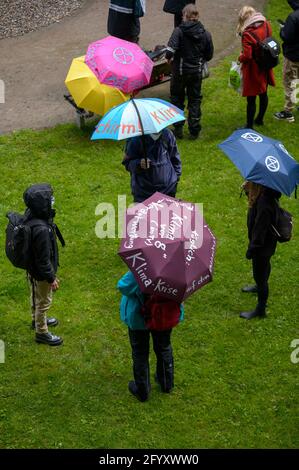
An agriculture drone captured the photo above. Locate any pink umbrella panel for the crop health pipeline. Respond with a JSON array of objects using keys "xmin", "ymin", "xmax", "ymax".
[
  {"xmin": 85, "ymin": 36, "xmax": 153, "ymax": 94},
  {"xmin": 118, "ymin": 192, "xmax": 217, "ymax": 303}
]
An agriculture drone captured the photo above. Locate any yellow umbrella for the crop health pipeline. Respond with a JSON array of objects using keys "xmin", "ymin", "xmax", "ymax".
[{"xmin": 65, "ymin": 56, "xmax": 130, "ymax": 115}]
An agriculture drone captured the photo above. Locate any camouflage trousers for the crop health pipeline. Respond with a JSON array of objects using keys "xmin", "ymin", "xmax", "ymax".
[
  {"xmin": 283, "ymin": 57, "xmax": 299, "ymax": 112},
  {"xmin": 29, "ymin": 276, "xmax": 52, "ymax": 333}
]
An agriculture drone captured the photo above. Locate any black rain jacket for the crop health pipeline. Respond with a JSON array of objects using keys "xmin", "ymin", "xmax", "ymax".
[
  {"xmin": 166, "ymin": 20, "xmax": 214, "ymax": 75},
  {"xmin": 280, "ymin": 0, "xmax": 299, "ymax": 62}
]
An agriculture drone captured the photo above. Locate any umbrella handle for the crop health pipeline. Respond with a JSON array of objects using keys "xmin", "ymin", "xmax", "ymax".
[{"xmin": 131, "ymin": 98, "xmax": 147, "ymax": 165}]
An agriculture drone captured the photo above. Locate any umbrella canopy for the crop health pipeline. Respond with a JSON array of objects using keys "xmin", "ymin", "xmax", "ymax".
[
  {"xmin": 119, "ymin": 192, "xmax": 217, "ymax": 303},
  {"xmin": 65, "ymin": 55, "xmax": 130, "ymax": 115},
  {"xmin": 85, "ymin": 36, "xmax": 153, "ymax": 94},
  {"xmin": 91, "ymin": 98, "xmax": 185, "ymax": 141},
  {"xmin": 219, "ymin": 129, "xmax": 299, "ymax": 197}
]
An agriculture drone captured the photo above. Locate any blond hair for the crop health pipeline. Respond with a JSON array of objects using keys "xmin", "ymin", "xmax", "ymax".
[
  {"xmin": 236, "ymin": 5, "xmax": 256, "ymax": 34},
  {"xmin": 182, "ymin": 3, "xmax": 199, "ymax": 22}
]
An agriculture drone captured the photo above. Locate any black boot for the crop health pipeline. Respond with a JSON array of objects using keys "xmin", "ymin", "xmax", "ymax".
[
  {"xmin": 35, "ymin": 331, "xmax": 63, "ymax": 346},
  {"xmin": 128, "ymin": 381, "xmax": 149, "ymax": 402}
]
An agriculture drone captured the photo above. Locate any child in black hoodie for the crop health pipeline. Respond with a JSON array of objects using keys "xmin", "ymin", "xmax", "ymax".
[{"xmin": 165, "ymin": 3, "xmax": 214, "ymax": 139}]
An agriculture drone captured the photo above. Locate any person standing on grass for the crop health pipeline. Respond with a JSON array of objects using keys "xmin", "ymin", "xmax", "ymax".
[
  {"xmin": 107, "ymin": 0, "xmax": 146, "ymax": 43},
  {"xmin": 274, "ymin": 0, "xmax": 299, "ymax": 123},
  {"xmin": 24, "ymin": 184, "xmax": 64, "ymax": 345},
  {"xmin": 117, "ymin": 271, "xmax": 184, "ymax": 402},
  {"xmin": 165, "ymin": 3, "xmax": 214, "ymax": 140},
  {"xmin": 240, "ymin": 181, "xmax": 281, "ymax": 320},
  {"xmin": 122, "ymin": 128, "xmax": 182, "ymax": 203},
  {"xmin": 236, "ymin": 6, "xmax": 275, "ymax": 129},
  {"xmin": 163, "ymin": 0, "xmax": 196, "ymax": 27}
]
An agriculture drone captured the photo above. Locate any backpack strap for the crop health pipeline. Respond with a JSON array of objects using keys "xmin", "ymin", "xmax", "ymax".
[{"xmin": 53, "ymin": 224, "xmax": 66, "ymax": 247}]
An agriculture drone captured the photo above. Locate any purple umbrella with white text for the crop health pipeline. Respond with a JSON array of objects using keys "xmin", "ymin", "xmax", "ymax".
[{"xmin": 118, "ymin": 192, "xmax": 216, "ymax": 303}]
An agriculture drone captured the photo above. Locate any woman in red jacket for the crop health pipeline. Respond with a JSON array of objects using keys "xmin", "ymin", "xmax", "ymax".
[{"xmin": 237, "ymin": 6, "xmax": 275, "ymax": 128}]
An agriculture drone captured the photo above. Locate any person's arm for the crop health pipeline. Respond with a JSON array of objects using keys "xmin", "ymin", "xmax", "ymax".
[
  {"xmin": 167, "ymin": 131, "xmax": 182, "ymax": 178},
  {"xmin": 246, "ymin": 206, "xmax": 272, "ymax": 259},
  {"xmin": 122, "ymin": 139, "xmax": 143, "ymax": 173},
  {"xmin": 280, "ymin": 15, "xmax": 297, "ymax": 43},
  {"xmin": 32, "ymin": 227, "xmax": 56, "ymax": 283},
  {"xmin": 165, "ymin": 27, "xmax": 181, "ymax": 62},
  {"xmin": 238, "ymin": 32, "xmax": 254, "ymax": 63},
  {"xmin": 203, "ymin": 30, "xmax": 214, "ymax": 62}
]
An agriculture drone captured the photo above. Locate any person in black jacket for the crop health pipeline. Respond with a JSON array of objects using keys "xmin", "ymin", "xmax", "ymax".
[
  {"xmin": 107, "ymin": 0, "xmax": 145, "ymax": 43},
  {"xmin": 165, "ymin": 3, "xmax": 214, "ymax": 139},
  {"xmin": 163, "ymin": 0, "xmax": 196, "ymax": 27},
  {"xmin": 24, "ymin": 184, "xmax": 63, "ymax": 345},
  {"xmin": 274, "ymin": 0, "xmax": 299, "ymax": 122},
  {"xmin": 240, "ymin": 182, "xmax": 281, "ymax": 320}
]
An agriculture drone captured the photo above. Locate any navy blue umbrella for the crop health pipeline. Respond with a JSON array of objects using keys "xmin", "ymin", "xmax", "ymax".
[{"xmin": 219, "ymin": 129, "xmax": 299, "ymax": 197}]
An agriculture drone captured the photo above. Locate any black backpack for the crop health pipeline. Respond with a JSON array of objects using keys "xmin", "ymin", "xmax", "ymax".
[
  {"xmin": 271, "ymin": 203, "xmax": 293, "ymax": 243},
  {"xmin": 248, "ymin": 23, "xmax": 280, "ymax": 71},
  {"xmin": 5, "ymin": 212, "xmax": 64, "ymax": 270}
]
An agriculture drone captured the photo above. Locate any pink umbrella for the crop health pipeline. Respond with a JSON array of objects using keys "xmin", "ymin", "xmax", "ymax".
[
  {"xmin": 119, "ymin": 192, "xmax": 217, "ymax": 303},
  {"xmin": 85, "ymin": 36, "xmax": 153, "ymax": 94}
]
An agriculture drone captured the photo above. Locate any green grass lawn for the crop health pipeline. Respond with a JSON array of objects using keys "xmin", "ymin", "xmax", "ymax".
[{"xmin": 0, "ymin": 0, "xmax": 298, "ymax": 449}]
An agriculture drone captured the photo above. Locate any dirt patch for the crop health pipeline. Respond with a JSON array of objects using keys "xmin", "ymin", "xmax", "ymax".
[{"xmin": 0, "ymin": 0, "xmax": 266, "ymax": 134}]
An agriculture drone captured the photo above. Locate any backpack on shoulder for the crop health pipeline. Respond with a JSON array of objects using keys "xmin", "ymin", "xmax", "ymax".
[
  {"xmin": 5, "ymin": 212, "xmax": 64, "ymax": 270},
  {"xmin": 271, "ymin": 202, "xmax": 293, "ymax": 243},
  {"xmin": 248, "ymin": 22, "xmax": 280, "ymax": 71},
  {"xmin": 141, "ymin": 294, "xmax": 181, "ymax": 331}
]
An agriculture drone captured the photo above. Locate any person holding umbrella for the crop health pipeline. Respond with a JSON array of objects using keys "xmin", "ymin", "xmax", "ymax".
[
  {"xmin": 117, "ymin": 271, "xmax": 184, "ymax": 402},
  {"xmin": 122, "ymin": 128, "xmax": 182, "ymax": 203},
  {"xmin": 240, "ymin": 181, "xmax": 282, "ymax": 320}
]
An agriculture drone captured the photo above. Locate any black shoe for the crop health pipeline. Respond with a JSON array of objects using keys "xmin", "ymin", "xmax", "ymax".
[
  {"xmin": 128, "ymin": 381, "xmax": 148, "ymax": 402},
  {"xmin": 241, "ymin": 285, "xmax": 258, "ymax": 293},
  {"xmin": 35, "ymin": 331, "xmax": 63, "ymax": 346},
  {"xmin": 189, "ymin": 133, "xmax": 199, "ymax": 140},
  {"xmin": 237, "ymin": 124, "xmax": 254, "ymax": 130},
  {"xmin": 31, "ymin": 317, "xmax": 59, "ymax": 329},
  {"xmin": 154, "ymin": 374, "xmax": 172, "ymax": 393},
  {"xmin": 254, "ymin": 118, "xmax": 264, "ymax": 126},
  {"xmin": 173, "ymin": 127, "xmax": 183, "ymax": 139},
  {"xmin": 274, "ymin": 111, "xmax": 295, "ymax": 122},
  {"xmin": 240, "ymin": 310, "xmax": 266, "ymax": 320}
]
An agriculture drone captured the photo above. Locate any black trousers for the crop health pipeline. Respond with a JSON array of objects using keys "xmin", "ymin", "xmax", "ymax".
[
  {"xmin": 170, "ymin": 72, "xmax": 203, "ymax": 136},
  {"xmin": 252, "ymin": 256, "xmax": 272, "ymax": 312},
  {"xmin": 128, "ymin": 328, "xmax": 174, "ymax": 399},
  {"xmin": 246, "ymin": 92, "xmax": 269, "ymax": 127}
]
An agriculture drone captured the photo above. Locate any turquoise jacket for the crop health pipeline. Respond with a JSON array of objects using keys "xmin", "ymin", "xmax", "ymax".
[{"xmin": 117, "ymin": 271, "xmax": 185, "ymax": 330}]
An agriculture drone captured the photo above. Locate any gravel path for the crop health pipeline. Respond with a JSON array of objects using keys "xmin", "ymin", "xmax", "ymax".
[
  {"xmin": 0, "ymin": 0, "xmax": 84, "ymax": 39},
  {"xmin": 0, "ymin": 0, "xmax": 266, "ymax": 134}
]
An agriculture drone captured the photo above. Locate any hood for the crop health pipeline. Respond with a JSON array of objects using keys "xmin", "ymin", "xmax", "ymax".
[
  {"xmin": 23, "ymin": 183, "xmax": 53, "ymax": 219},
  {"xmin": 117, "ymin": 271, "xmax": 141, "ymax": 297},
  {"xmin": 288, "ymin": 0, "xmax": 299, "ymax": 10},
  {"xmin": 180, "ymin": 21, "xmax": 205, "ymax": 40}
]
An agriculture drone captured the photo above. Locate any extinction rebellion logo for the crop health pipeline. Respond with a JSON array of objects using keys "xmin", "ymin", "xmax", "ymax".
[
  {"xmin": 241, "ymin": 132, "xmax": 263, "ymax": 143},
  {"xmin": 265, "ymin": 156, "xmax": 280, "ymax": 172},
  {"xmin": 113, "ymin": 47, "xmax": 134, "ymax": 65}
]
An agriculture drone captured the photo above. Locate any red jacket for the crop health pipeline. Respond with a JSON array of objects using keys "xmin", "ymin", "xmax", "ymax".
[{"xmin": 239, "ymin": 21, "xmax": 275, "ymax": 97}]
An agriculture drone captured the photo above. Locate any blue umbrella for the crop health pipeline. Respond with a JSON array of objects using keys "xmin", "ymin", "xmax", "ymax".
[
  {"xmin": 219, "ymin": 129, "xmax": 299, "ymax": 197},
  {"xmin": 90, "ymin": 97, "xmax": 185, "ymax": 141}
]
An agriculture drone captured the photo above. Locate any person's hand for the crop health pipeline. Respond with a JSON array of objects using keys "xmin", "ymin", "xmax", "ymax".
[
  {"xmin": 50, "ymin": 278, "xmax": 60, "ymax": 291},
  {"xmin": 140, "ymin": 158, "xmax": 151, "ymax": 170}
]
